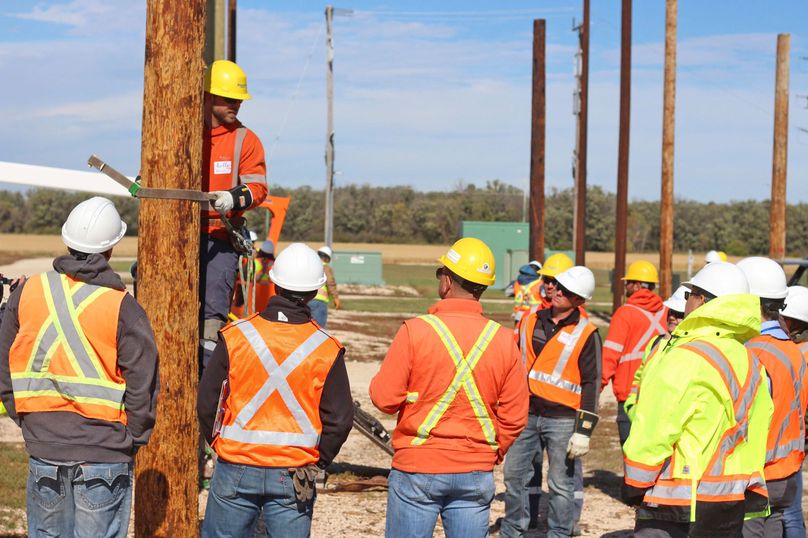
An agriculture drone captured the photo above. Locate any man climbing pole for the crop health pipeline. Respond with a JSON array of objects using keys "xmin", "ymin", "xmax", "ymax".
[{"xmin": 200, "ymin": 59, "xmax": 268, "ymax": 366}]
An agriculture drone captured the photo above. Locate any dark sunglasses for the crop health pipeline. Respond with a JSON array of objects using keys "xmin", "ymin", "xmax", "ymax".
[
  {"xmin": 684, "ymin": 287, "xmax": 715, "ymax": 302},
  {"xmin": 556, "ymin": 282, "xmax": 578, "ymax": 299},
  {"xmin": 543, "ymin": 277, "xmax": 558, "ymax": 286},
  {"xmin": 221, "ymin": 96, "xmax": 242, "ymax": 105}
]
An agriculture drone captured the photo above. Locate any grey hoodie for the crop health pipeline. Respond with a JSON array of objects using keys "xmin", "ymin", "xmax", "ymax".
[{"xmin": 0, "ymin": 254, "xmax": 159, "ymax": 463}]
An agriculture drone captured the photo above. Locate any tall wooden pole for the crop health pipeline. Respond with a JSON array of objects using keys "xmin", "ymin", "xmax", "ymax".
[
  {"xmin": 529, "ymin": 19, "xmax": 546, "ymax": 263},
  {"xmin": 324, "ymin": 5, "xmax": 335, "ymax": 248},
  {"xmin": 613, "ymin": 0, "xmax": 632, "ymax": 312},
  {"xmin": 574, "ymin": 0, "xmax": 590, "ymax": 265},
  {"xmin": 770, "ymin": 33, "xmax": 790, "ymax": 259},
  {"xmin": 659, "ymin": 0, "xmax": 677, "ymax": 299},
  {"xmin": 135, "ymin": 1, "xmax": 205, "ymax": 536},
  {"xmin": 227, "ymin": 0, "xmax": 237, "ymax": 61}
]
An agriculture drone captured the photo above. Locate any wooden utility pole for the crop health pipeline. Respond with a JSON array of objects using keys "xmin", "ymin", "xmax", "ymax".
[
  {"xmin": 324, "ymin": 5, "xmax": 335, "ymax": 248},
  {"xmin": 770, "ymin": 33, "xmax": 790, "ymax": 259},
  {"xmin": 135, "ymin": 1, "xmax": 206, "ymax": 536},
  {"xmin": 613, "ymin": 0, "xmax": 632, "ymax": 312},
  {"xmin": 227, "ymin": 0, "xmax": 237, "ymax": 61},
  {"xmin": 659, "ymin": 0, "xmax": 677, "ymax": 299},
  {"xmin": 203, "ymin": 0, "xmax": 225, "ymax": 65},
  {"xmin": 573, "ymin": 0, "xmax": 590, "ymax": 265},
  {"xmin": 529, "ymin": 19, "xmax": 546, "ymax": 263}
]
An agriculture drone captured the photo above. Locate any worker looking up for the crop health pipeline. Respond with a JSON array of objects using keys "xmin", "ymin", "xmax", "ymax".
[
  {"xmin": 0, "ymin": 197, "xmax": 159, "ymax": 537},
  {"xmin": 369, "ymin": 237, "xmax": 528, "ymax": 538},
  {"xmin": 201, "ymin": 59, "xmax": 268, "ymax": 364},
  {"xmin": 779, "ymin": 285, "xmax": 808, "ymax": 538},
  {"xmin": 503, "ymin": 265, "xmax": 602, "ymax": 538},
  {"xmin": 623, "ymin": 261, "xmax": 773, "ymax": 537},
  {"xmin": 623, "ymin": 285, "xmax": 687, "ymax": 422},
  {"xmin": 737, "ymin": 257, "xmax": 807, "ymax": 537},
  {"xmin": 601, "ymin": 260, "xmax": 667, "ymax": 446},
  {"xmin": 198, "ymin": 243, "xmax": 353, "ymax": 537},
  {"xmin": 512, "ymin": 261, "xmax": 545, "ymax": 323},
  {"xmin": 309, "ymin": 246, "xmax": 340, "ymax": 329}
]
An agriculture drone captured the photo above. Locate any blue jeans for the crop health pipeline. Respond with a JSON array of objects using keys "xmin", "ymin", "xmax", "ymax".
[
  {"xmin": 783, "ymin": 467, "xmax": 805, "ymax": 538},
  {"xmin": 201, "ymin": 237, "xmax": 240, "ymax": 323},
  {"xmin": 201, "ymin": 460, "xmax": 313, "ymax": 538},
  {"xmin": 309, "ymin": 299, "xmax": 328, "ymax": 329},
  {"xmin": 27, "ymin": 457, "xmax": 132, "ymax": 538},
  {"xmin": 385, "ymin": 469, "xmax": 495, "ymax": 538},
  {"xmin": 502, "ymin": 414, "xmax": 576, "ymax": 538}
]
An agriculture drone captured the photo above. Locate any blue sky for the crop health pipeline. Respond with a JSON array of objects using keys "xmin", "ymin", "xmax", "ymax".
[{"xmin": 1, "ymin": 0, "xmax": 806, "ymax": 202}]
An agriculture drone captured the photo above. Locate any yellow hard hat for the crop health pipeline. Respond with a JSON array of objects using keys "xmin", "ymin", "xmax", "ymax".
[
  {"xmin": 438, "ymin": 237, "xmax": 496, "ymax": 287},
  {"xmin": 622, "ymin": 260, "xmax": 659, "ymax": 284},
  {"xmin": 540, "ymin": 253, "xmax": 574, "ymax": 278},
  {"xmin": 204, "ymin": 60, "xmax": 251, "ymax": 101}
]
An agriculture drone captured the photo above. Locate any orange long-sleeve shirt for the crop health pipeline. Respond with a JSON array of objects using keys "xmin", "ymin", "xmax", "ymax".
[
  {"xmin": 369, "ymin": 298, "xmax": 529, "ymax": 473},
  {"xmin": 203, "ymin": 121, "xmax": 268, "ymax": 239},
  {"xmin": 601, "ymin": 288, "xmax": 667, "ymax": 401}
]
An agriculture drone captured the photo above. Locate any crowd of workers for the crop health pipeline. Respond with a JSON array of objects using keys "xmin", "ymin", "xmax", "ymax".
[{"xmin": 0, "ymin": 58, "xmax": 806, "ymax": 538}]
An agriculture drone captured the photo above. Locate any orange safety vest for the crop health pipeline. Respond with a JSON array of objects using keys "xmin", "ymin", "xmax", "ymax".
[
  {"xmin": 8, "ymin": 272, "xmax": 127, "ymax": 423},
  {"xmin": 746, "ymin": 335, "xmax": 807, "ymax": 481},
  {"xmin": 521, "ymin": 312, "xmax": 597, "ymax": 409},
  {"xmin": 213, "ymin": 315, "xmax": 342, "ymax": 467},
  {"xmin": 513, "ymin": 280, "xmax": 544, "ymax": 321},
  {"xmin": 624, "ymin": 342, "xmax": 767, "ymax": 506},
  {"xmin": 603, "ymin": 304, "xmax": 668, "ymax": 401}
]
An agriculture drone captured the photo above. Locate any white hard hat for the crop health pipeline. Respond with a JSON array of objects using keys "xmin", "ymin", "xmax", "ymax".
[
  {"xmin": 705, "ymin": 250, "xmax": 722, "ymax": 264},
  {"xmin": 555, "ymin": 266, "xmax": 595, "ymax": 300},
  {"xmin": 529, "ymin": 259, "xmax": 543, "ymax": 271},
  {"xmin": 249, "ymin": 230, "xmax": 259, "ymax": 242},
  {"xmin": 683, "ymin": 261, "xmax": 749, "ymax": 298},
  {"xmin": 781, "ymin": 286, "xmax": 808, "ymax": 324},
  {"xmin": 318, "ymin": 245, "xmax": 333, "ymax": 259},
  {"xmin": 735, "ymin": 256, "xmax": 788, "ymax": 300},
  {"xmin": 269, "ymin": 243, "xmax": 327, "ymax": 292},
  {"xmin": 61, "ymin": 196, "xmax": 127, "ymax": 254},
  {"xmin": 663, "ymin": 285, "xmax": 688, "ymax": 313}
]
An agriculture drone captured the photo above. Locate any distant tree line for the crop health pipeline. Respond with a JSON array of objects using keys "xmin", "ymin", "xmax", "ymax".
[{"xmin": 1, "ymin": 183, "xmax": 807, "ymax": 256}]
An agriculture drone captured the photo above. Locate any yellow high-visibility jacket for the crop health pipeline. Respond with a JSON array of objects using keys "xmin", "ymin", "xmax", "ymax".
[{"xmin": 623, "ymin": 294, "xmax": 773, "ymax": 523}]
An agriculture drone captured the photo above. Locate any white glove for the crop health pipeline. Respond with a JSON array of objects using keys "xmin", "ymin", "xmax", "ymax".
[
  {"xmin": 566, "ymin": 432, "xmax": 590, "ymax": 459},
  {"xmin": 212, "ymin": 190, "xmax": 234, "ymax": 213}
]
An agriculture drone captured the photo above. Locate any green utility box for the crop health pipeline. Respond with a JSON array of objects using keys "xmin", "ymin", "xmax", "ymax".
[{"xmin": 331, "ymin": 251, "xmax": 385, "ymax": 286}]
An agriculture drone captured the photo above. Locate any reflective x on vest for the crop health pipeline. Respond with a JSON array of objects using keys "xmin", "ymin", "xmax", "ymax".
[
  {"xmin": 219, "ymin": 320, "xmax": 327, "ymax": 447},
  {"xmin": 11, "ymin": 272, "xmax": 125, "ymax": 410},
  {"xmin": 746, "ymin": 341, "xmax": 806, "ymax": 464},
  {"xmin": 607, "ymin": 305, "xmax": 667, "ymax": 365},
  {"xmin": 411, "ymin": 315, "xmax": 499, "ymax": 449}
]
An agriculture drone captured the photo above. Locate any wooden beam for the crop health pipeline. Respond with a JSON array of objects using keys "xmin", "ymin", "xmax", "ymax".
[
  {"xmin": 135, "ymin": 1, "xmax": 206, "ymax": 536},
  {"xmin": 613, "ymin": 0, "xmax": 632, "ymax": 312},
  {"xmin": 574, "ymin": 0, "xmax": 590, "ymax": 265},
  {"xmin": 529, "ymin": 19, "xmax": 546, "ymax": 263},
  {"xmin": 659, "ymin": 0, "xmax": 676, "ymax": 299},
  {"xmin": 770, "ymin": 33, "xmax": 790, "ymax": 260}
]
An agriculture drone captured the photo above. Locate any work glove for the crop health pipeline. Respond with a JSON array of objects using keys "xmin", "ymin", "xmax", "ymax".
[
  {"xmin": 566, "ymin": 409, "xmax": 600, "ymax": 459},
  {"xmin": 289, "ymin": 464, "xmax": 320, "ymax": 504},
  {"xmin": 566, "ymin": 433, "xmax": 591, "ymax": 458},
  {"xmin": 212, "ymin": 191, "xmax": 234, "ymax": 213}
]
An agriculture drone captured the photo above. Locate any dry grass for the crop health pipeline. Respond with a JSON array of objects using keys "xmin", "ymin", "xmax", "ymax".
[{"xmin": 0, "ymin": 234, "xmax": 728, "ymax": 271}]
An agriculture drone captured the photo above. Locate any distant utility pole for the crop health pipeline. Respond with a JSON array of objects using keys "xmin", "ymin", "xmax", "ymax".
[
  {"xmin": 572, "ymin": 0, "xmax": 590, "ymax": 265},
  {"xmin": 613, "ymin": 0, "xmax": 632, "ymax": 313},
  {"xmin": 203, "ymin": 0, "xmax": 225, "ymax": 65},
  {"xmin": 529, "ymin": 19, "xmax": 546, "ymax": 263},
  {"xmin": 227, "ymin": 0, "xmax": 237, "ymax": 61},
  {"xmin": 659, "ymin": 0, "xmax": 677, "ymax": 299},
  {"xmin": 770, "ymin": 33, "xmax": 790, "ymax": 260},
  {"xmin": 324, "ymin": 6, "xmax": 353, "ymax": 248},
  {"xmin": 135, "ymin": 1, "xmax": 205, "ymax": 536}
]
